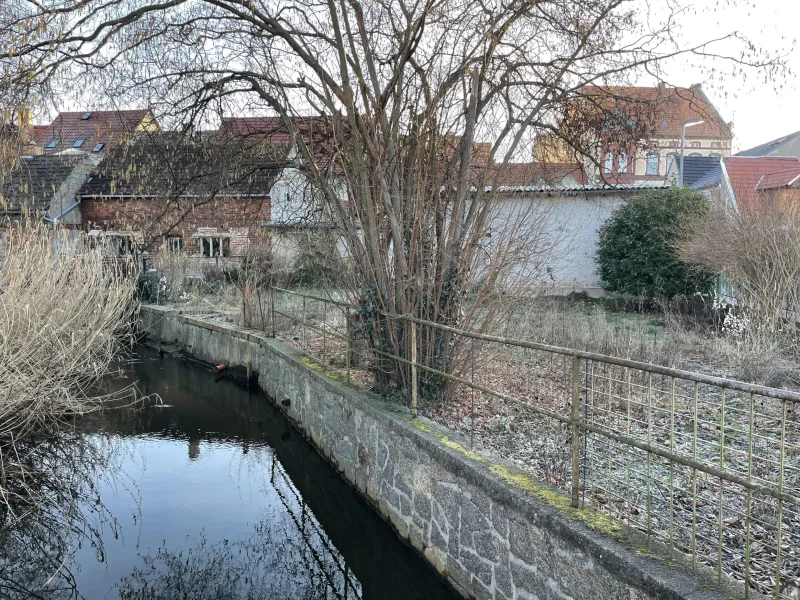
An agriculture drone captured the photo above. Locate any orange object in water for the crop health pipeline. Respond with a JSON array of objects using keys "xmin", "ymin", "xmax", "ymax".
[{"xmin": 213, "ymin": 364, "xmax": 227, "ymax": 373}]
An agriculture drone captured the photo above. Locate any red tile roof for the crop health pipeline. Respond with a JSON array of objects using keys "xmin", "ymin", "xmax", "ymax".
[
  {"xmin": 35, "ymin": 110, "xmax": 155, "ymax": 154},
  {"xmin": 723, "ymin": 156, "xmax": 800, "ymax": 210},
  {"xmin": 754, "ymin": 168, "xmax": 800, "ymax": 190},
  {"xmin": 492, "ymin": 162, "xmax": 586, "ymax": 186},
  {"xmin": 217, "ymin": 116, "xmax": 334, "ymax": 145},
  {"xmin": 581, "ymin": 84, "xmax": 731, "ymax": 140}
]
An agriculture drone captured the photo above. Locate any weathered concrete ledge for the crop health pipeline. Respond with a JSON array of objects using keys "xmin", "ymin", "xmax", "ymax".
[{"xmin": 139, "ymin": 305, "xmax": 749, "ymax": 600}]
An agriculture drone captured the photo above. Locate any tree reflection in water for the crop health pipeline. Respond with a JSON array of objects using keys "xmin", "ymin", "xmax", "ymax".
[
  {"xmin": 0, "ymin": 431, "xmax": 133, "ymax": 600},
  {"xmin": 118, "ymin": 450, "xmax": 362, "ymax": 600}
]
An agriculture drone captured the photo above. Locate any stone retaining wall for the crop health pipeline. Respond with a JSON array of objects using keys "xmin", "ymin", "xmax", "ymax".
[{"xmin": 139, "ymin": 305, "xmax": 747, "ymax": 600}]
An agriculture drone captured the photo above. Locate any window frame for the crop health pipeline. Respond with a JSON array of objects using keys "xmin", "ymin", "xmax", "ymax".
[
  {"xmin": 604, "ymin": 151, "xmax": 614, "ymax": 174},
  {"xmin": 199, "ymin": 236, "xmax": 230, "ymax": 258},
  {"xmin": 618, "ymin": 151, "xmax": 628, "ymax": 174},
  {"xmin": 646, "ymin": 153, "xmax": 660, "ymax": 176},
  {"xmin": 166, "ymin": 236, "xmax": 183, "ymax": 253},
  {"xmin": 72, "ymin": 137, "xmax": 86, "ymax": 148}
]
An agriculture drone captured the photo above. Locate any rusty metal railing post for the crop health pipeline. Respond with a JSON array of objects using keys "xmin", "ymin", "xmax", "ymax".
[
  {"xmin": 322, "ymin": 301, "xmax": 327, "ymax": 364},
  {"xmin": 270, "ymin": 286, "xmax": 276, "ymax": 338},
  {"xmin": 302, "ymin": 296, "xmax": 307, "ymax": 352},
  {"xmin": 571, "ymin": 354, "xmax": 581, "ymax": 509},
  {"xmin": 411, "ymin": 319, "xmax": 418, "ymax": 417},
  {"xmin": 345, "ymin": 310, "xmax": 351, "ymax": 383}
]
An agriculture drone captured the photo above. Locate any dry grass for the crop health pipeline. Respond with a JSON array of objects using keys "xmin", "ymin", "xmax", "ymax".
[{"xmin": 0, "ymin": 223, "xmax": 138, "ymax": 529}]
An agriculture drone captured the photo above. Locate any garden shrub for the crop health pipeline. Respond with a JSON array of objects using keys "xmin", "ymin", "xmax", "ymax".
[{"xmin": 597, "ymin": 187, "xmax": 714, "ymax": 299}]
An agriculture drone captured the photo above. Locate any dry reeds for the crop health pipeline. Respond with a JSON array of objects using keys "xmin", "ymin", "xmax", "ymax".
[{"xmin": 0, "ymin": 222, "xmax": 137, "ymax": 527}]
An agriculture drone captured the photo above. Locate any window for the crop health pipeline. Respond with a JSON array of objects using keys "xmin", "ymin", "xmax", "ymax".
[
  {"xmin": 108, "ymin": 234, "xmax": 136, "ymax": 257},
  {"xmin": 92, "ymin": 143, "xmax": 104, "ymax": 153},
  {"xmin": 666, "ymin": 152, "xmax": 677, "ymax": 170},
  {"xmin": 690, "ymin": 141, "xmax": 701, "ymax": 148},
  {"xmin": 618, "ymin": 151, "xmax": 628, "ymax": 173},
  {"xmin": 709, "ymin": 152, "xmax": 722, "ymax": 158},
  {"xmin": 46, "ymin": 138, "xmax": 59, "ymax": 149},
  {"xmin": 81, "ymin": 112, "xmax": 92, "ymax": 120},
  {"xmin": 167, "ymin": 236, "xmax": 183, "ymax": 253},
  {"xmin": 646, "ymin": 153, "xmax": 659, "ymax": 175},
  {"xmin": 199, "ymin": 237, "xmax": 230, "ymax": 258},
  {"xmin": 604, "ymin": 151, "xmax": 614, "ymax": 173},
  {"xmin": 711, "ymin": 141, "xmax": 722, "ymax": 148},
  {"xmin": 668, "ymin": 140, "xmax": 680, "ymax": 147},
  {"xmin": 73, "ymin": 137, "xmax": 86, "ymax": 148},
  {"xmin": 689, "ymin": 152, "xmax": 703, "ymax": 157}
]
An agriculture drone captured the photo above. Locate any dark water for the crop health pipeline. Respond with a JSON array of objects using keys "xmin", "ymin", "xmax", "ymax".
[{"xmin": 55, "ymin": 347, "xmax": 458, "ymax": 600}]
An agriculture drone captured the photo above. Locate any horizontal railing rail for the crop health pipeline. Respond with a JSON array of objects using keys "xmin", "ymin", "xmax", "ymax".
[{"xmin": 267, "ymin": 286, "xmax": 800, "ymax": 600}]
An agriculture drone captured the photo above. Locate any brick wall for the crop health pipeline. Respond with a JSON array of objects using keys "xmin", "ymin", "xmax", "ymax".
[{"xmin": 80, "ymin": 195, "xmax": 271, "ymax": 258}]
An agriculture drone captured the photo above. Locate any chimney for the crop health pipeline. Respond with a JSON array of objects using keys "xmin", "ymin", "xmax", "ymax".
[{"xmin": 657, "ymin": 81, "xmax": 667, "ymax": 96}]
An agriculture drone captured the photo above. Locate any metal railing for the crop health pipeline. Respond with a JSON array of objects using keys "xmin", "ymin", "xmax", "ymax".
[{"xmin": 266, "ymin": 286, "xmax": 800, "ymax": 600}]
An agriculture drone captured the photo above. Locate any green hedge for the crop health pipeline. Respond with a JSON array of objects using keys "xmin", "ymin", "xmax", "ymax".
[{"xmin": 597, "ymin": 187, "xmax": 714, "ymax": 298}]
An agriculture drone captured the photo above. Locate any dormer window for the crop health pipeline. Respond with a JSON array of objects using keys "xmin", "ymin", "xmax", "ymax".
[
  {"xmin": 92, "ymin": 143, "xmax": 104, "ymax": 152},
  {"xmin": 73, "ymin": 137, "xmax": 86, "ymax": 148},
  {"xmin": 46, "ymin": 138, "xmax": 59, "ymax": 149},
  {"xmin": 81, "ymin": 112, "xmax": 92, "ymax": 120}
]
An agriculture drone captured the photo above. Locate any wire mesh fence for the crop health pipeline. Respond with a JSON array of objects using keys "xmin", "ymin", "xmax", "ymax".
[{"xmin": 266, "ymin": 287, "xmax": 800, "ymax": 600}]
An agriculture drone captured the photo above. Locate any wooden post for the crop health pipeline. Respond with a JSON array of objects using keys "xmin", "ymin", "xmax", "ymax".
[
  {"xmin": 411, "ymin": 320, "xmax": 418, "ymax": 417},
  {"xmin": 571, "ymin": 354, "xmax": 582, "ymax": 508}
]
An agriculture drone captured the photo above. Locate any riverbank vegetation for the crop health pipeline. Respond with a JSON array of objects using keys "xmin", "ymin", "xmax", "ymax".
[{"xmin": 0, "ymin": 223, "xmax": 138, "ymax": 567}]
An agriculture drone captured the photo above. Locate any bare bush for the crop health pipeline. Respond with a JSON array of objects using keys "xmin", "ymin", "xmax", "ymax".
[
  {"xmin": 678, "ymin": 201, "xmax": 800, "ymax": 351},
  {"xmin": 0, "ymin": 222, "xmax": 137, "ymax": 527}
]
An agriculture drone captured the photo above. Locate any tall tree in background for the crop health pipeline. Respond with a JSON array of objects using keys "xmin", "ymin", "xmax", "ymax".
[{"xmin": 1, "ymin": 0, "xmax": 782, "ymax": 398}]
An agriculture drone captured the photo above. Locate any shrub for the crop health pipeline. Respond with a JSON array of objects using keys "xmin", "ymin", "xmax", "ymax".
[
  {"xmin": 597, "ymin": 187, "xmax": 715, "ymax": 298},
  {"xmin": 677, "ymin": 201, "xmax": 800, "ymax": 345},
  {"xmin": 290, "ymin": 229, "xmax": 344, "ymax": 287}
]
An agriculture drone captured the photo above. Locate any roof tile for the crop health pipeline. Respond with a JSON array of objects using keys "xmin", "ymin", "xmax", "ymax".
[
  {"xmin": 723, "ymin": 156, "xmax": 800, "ymax": 210},
  {"xmin": 35, "ymin": 110, "xmax": 155, "ymax": 155}
]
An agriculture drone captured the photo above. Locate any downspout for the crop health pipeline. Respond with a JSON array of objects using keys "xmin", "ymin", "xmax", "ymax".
[{"xmin": 43, "ymin": 197, "xmax": 81, "ymax": 223}]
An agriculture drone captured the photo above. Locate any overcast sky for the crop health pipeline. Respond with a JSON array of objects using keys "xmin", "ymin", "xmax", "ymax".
[
  {"xmin": 46, "ymin": 0, "xmax": 796, "ymax": 153},
  {"xmin": 653, "ymin": 0, "xmax": 798, "ymax": 152}
]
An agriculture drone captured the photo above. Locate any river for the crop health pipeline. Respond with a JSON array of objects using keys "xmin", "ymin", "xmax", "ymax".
[{"xmin": 2, "ymin": 346, "xmax": 458, "ymax": 600}]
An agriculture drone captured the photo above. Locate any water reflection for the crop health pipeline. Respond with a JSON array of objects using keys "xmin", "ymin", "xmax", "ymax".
[{"xmin": 34, "ymin": 347, "xmax": 456, "ymax": 600}]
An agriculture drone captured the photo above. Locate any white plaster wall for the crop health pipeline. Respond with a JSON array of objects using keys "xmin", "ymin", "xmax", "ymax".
[
  {"xmin": 269, "ymin": 167, "xmax": 317, "ymax": 225},
  {"xmin": 490, "ymin": 193, "xmax": 622, "ymax": 296}
]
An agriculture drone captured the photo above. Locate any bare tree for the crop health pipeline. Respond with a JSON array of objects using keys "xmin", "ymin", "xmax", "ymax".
[{"xmin": 2, "ymin": 0, "xmax": 783, "ymax": 399}]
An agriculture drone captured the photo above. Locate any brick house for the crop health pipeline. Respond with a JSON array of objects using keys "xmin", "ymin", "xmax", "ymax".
[
  {"xmin": 215, "ymin": 116, "xmax": 349, "ymax": 267},
  {"xmin": 75, "ymin": 133, "xmax": 291, "ymax": 268},
  {"xmin": 535, "ymin": 83, "xmax": 733, "ymax": 185},
  {"xmin": 717, "ymin": 156, "xmax": 800, "ymax": 214}
]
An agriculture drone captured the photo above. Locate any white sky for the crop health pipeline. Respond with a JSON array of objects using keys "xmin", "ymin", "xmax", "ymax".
[{"xmin": 652, "ymin": 0, "xmax": 799, "ymax": 152}]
